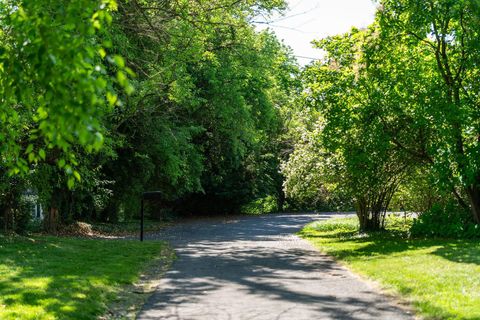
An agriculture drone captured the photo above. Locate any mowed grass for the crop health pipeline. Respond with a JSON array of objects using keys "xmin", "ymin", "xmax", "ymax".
[
  {"xmin": 0, "ymin": 236, "xmax": 171, "ymax": 319},
  {"xmin": 300, "ymin": 217, "xmax": 480, "ymax": 320}
]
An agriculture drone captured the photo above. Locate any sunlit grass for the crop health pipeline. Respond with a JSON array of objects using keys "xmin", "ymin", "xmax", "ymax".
[
  {"xmin": 300, "ymin": 217, "xmax": 480, "ymax": 320},
  {"xmin": 0, "ymin": 236, "xmax": 171, "ymax": 319}
]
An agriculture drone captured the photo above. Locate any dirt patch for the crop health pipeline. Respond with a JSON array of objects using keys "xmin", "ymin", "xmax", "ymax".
[{"xmin": 57, "ymin": 221, "xmax": 100, "ymax": 237}]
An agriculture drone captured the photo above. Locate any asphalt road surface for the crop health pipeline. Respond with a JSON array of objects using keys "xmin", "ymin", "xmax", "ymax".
[{"xmin": 137, "ymin": 213, "xmax": 413, "ymax": 320}]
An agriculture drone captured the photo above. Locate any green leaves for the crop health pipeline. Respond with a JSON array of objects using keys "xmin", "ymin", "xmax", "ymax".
[
  {"xmin": 0, "ymin": 0, "xmax": 294, "ymax": 224},
  {"xmin": 285, "ymin": 0, "xmax": 480, "ymax": 225},
  {"xmin": 0, "ymin": 0, "xmax": 131, "ymax": 179},
  {"xmin": 284, "ymin": 25, "xmax": 419, "ymax": 221},
  {"xmin": 96, "ymin": 0, "xmax": 295, "ymax": 216},
  {"xmin": 0, "ymin": 0, "xmax": 143, "ymax": 195},
  {"xmin": 378, "ymin": 0, "xmax": 480, "ymax": 221}
]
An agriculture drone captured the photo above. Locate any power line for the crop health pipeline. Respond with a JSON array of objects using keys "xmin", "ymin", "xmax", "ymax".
[
  {"xmin": 289, "ymin": 0, "xmax": 305, "ymax": 11},
  {"xmin": 294, "ymin": 55, "xmax": 321, "ymax": 61},
  {"xmin": 252, "ymin": 2, "xmax": 320, "ymax": 29},
  {"xmin": 253, "ymin": 22, "xmax": 318, "ymax": 34},
  {"xmin": 272, "ymin": 4, "xmax": 320, "ymax": 24}
]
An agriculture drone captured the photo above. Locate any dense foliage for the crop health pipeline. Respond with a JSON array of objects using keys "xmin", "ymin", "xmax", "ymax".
[
  {"xmin": 2, "ymin": 0, "xmax": 480, "ymax": 237},
  {"xmin": 283, "ymin": 0, "xmax": 480, "ymax": 232},
  {"xmin": 0, "ymin": 0, "xmax": 298, "ymax": 232}
]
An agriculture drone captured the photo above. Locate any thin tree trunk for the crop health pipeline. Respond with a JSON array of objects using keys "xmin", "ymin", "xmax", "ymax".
[
  {"xmin": 3, "ymin": 207, "xmax": 10, "ymax": 233},
  {"xmin": 277, "ymin": 189, "xmax": 285, "ymax": 212},
  {"xmin": 3, "ymin": 192, "xmax": 14, "ymax": 233},
  {"xmin": 45, "ymin": 189, "xmax": 61, "ymax": 234}
]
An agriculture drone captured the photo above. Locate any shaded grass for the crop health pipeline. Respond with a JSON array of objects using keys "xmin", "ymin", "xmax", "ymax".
[
  {"xmin": 0, "ymin": 235, "xmax": 172, "ymax": 319},
  {"xmin": 91, "ymin": 219, "xmax": 171, "ymax": 236},
  {"xmin": 300, "ymin": 217, "xmax": 480, "ymax": 320}
]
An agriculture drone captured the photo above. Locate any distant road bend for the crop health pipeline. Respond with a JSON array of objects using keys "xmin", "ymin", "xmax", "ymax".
[{"xmin": 138, "ymin": 213, "xmax": 413, "ymax": 320}]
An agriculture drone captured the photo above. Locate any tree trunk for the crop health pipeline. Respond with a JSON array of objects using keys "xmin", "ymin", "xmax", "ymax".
[
  {"xmin": 356, "ymin": 197, "xmax": 383, "ymax": 232},
  {"xmin": 356, "ymin": 197, "xmax": 368, "ymax": 231},
  {"xmin": 45, "ymin": 190, "xmax": 61, "ymax": 234},
  {"xmin": 356, "ymin": 191, "xmax": 393, "ymax": 232},
  {"xmin": 45, "ymin": 207, "xmax": 59, "ymax": 233},
  {"xmin": 2, "ymin": 191, "xmax": 14, "ymax": 233},
  {"xmin": 3, "ymin": 206, "xmax": 11, "ymax": 233},
  {"xmin": 276, "ymin": 189, "xmax": 285, "ymax": 212},
  {"xmin": 466, "ymin": 185, "xmax": 480, "ymax": 224}
]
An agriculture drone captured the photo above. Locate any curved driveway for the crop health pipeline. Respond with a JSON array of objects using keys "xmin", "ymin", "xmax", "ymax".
[{"xmin": 137, "ymin": 213, "xmax": 413, "ymax": 320}]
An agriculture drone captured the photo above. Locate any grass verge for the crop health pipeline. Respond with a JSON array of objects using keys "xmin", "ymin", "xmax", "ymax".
[
  {"xmin": 300, "ymin": 217, "xmax": 480, "ymax": 320},
  {"xmin": 0, "ymin": 235, "xmax": 173, "ymax": 319}
]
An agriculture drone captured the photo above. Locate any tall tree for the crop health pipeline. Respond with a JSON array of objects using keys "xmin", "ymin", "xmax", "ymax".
[
  {"xmin": 379, "ymin": 0, "xmax": 480, "ymax": 223},
  {"xmin": 284, "ymin": 26, "xmax": 424, "ymax": 230},
  {"xmin": 0, "ymin": 0, "xmax": 132, "ymax": 232},
  {"xmin": 96, "ymin": 0, "xmax": 296, "ymax": 219}
]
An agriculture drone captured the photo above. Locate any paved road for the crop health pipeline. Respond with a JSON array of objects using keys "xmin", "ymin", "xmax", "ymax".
[{"xmin": 137, "ymin": 213, "xmax": 413, "ymax": 320}]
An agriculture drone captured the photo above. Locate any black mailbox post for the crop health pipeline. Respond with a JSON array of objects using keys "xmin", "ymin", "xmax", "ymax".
[{"xmin": 140, "ymin": 191, "xmax": 162, "ymax": 241}]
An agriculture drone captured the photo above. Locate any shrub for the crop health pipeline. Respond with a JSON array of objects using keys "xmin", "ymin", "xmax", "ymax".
[
  {"xmin": 241, "ymin": 196, "xmax": 279, "ymax": 215},
  {"xmin": 310, "ymin": 217, "xmax": 359, "ymax": 233},
  {"xmin": 411, "ymin": 203, "xmax": 480, "ymax": 238}
]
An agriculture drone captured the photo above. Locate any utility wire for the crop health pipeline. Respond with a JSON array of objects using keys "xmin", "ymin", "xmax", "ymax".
[
  {"xmin": 294, "ymin": 55, "xmax": 321, "ymax": 61},
  {"xmin": 272, "ymin": 4, "xmax": 320, "ymax": 24},
  {"xmin": 288, "ymin": 0, "xmax": 304, "ymax": 11},
  {"xmin": 253, "ymin": 22, "xmax": 318, "ymax": 34},
  {"xmin": 251, "ymin": 0, "xmax": 319, "ymax": 27}
]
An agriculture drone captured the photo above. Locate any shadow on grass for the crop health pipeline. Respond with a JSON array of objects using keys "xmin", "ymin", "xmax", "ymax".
[
  {"xmin": 301, "ymin": 224, "xmax": 480, "ymax": 320},
  {"xmin": 301, "ymin": 226, "xmax": 480, "ymax": 266},
  {"xmin": 432, "ymin": 241, "xmax": 480, "ymax": 265},
  {"xmin": 0, "ymin": 237, "xmax": 165, "ymax": 319},
  {"xmin": 348, "ymin": 237, "xmax": 479, "ymax": 266}
]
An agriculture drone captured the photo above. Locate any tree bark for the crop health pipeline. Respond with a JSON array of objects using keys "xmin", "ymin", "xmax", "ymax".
[
  {"xmin": 3, "ymin": 206, "xmax": 11, "ymax": 233},
  {"xmin": 356, "ymin": 197, "xmax": 383, "ymax": 232},
  {"xmin": 45, "ymin": 189, "xmax": 61, "ymax": 234},
  {"xmin": 356, "ymin": 187, "xmax": 396, "ymax": 232},
  {"xmin": 45, "ymin": 207, "xmax": 59, "ymax": 233},
  {"xmin": 2, "ymin": 191, "xmax": 14, "ymax": 233},
  {"xmin": 466, "ymin": 185, "xmax": 480, "ymax": 224}
]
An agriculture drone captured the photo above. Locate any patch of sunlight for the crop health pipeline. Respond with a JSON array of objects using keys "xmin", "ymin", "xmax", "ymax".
[{"xmin": 21, "ymin": 277, "xmax": 51, "ymax": 289}]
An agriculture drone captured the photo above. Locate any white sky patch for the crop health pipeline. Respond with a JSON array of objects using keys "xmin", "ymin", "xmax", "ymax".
[{"xmin": 255, "ymin": 0, "xmax": 378, "ymax": 65}]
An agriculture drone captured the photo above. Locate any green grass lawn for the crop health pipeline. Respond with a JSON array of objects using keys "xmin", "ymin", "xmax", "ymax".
[
  {"xmin": 0, "ymin": 235, "xmax": 172, "ymax": 319},
  {"xmin": 300, "ymin": 217, "xmax": 480, "ymax": 320}
]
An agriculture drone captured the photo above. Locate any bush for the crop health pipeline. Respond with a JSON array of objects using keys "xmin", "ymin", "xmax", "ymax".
[
  {"xmin": 411, "ymin": 203, "xmax": 480, "ymax": 238},
  {"xmin": 241, "ymin": 196, "xmax": 279, "ymax": 215},
  {"xmin": 14, "ymin": 203, "xmax": 32, "ymax": 234},
  {"xmin": 310, "ymin": 217, "xmax": 359, "ymax": 233}
]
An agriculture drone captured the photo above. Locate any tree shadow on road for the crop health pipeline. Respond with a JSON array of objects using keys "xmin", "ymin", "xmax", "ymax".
[{"xmin": 140, "ymin": 214, "xmax": 410, "ymax": 319}]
